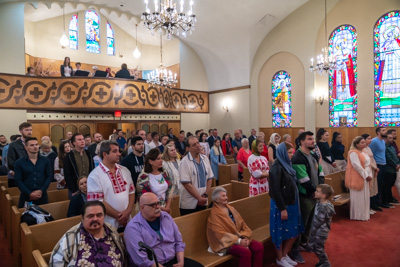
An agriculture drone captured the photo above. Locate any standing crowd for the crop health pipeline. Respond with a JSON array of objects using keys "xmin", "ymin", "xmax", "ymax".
[{"xmin": 2, "ymin": 122, "xmax": 399, "ymax": 267}]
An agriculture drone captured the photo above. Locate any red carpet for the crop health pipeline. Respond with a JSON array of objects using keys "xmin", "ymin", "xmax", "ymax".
[{"xmin": 264, "ymin": 189, "xmax": 400, "ymax": 267}]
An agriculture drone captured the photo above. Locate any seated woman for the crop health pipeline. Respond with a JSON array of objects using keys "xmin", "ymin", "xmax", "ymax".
[
  {"xmin": 236, "ymin": 138, "xmax": 252, "ymax": 181},
  {"xmin": 221, "ymin": 133, "xmax": 233, "ymax": 156},
  {"xmin": 67, "ymin": 176, "xmax": 87, "ymax": 217},
  {"xmin": 136, "ymin": 148, "xmax": 173, "ymax": 213},
  {"xmin": 210, "ymin": 139, "xmax": 227, "ymax": 184},
  {"xmin": 162, "ymin": 145, "xmax": 181, "ymax": 196},
  {"xmin": 207, "ymin": 186, "xmax": 264, "ymax": 267}
]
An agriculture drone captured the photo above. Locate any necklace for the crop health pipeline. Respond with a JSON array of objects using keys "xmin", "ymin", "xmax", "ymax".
[{"xmin": 152, "ymin": 174, "xmax": 165, "ymax": 184}]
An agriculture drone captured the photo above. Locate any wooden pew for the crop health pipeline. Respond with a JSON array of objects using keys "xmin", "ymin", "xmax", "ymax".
[
  {"xmin": 325, "ymin": 171, "xmax": 349, "ymax": 206},
  {"xmin": 20, "ymin": 216, "xmax": 81, "ymax": 267},
  {"xmin": 226, "ymin": 158, "xmax": 235, "ymax": 165},
  {"xmin": 218, "ymin": 164, "xmax": 238, "ymax": 185},
  {"xmin": 243, "ymin": 167, "xmax": 251, "ymax": 183},
  {"xmin": 174, "ymin": 193, "xmax": 270, "ymax": 267},
  {"xmin": 11, "ymin": 200, "xmax": 70, "ymax": 266},
  {"xmin": 207, "ymin": 181, "xmax": 249, "ymax": 204},
  {"xmin": 170, "ymin": 195, "xmax": 180, "ymax": 218}
]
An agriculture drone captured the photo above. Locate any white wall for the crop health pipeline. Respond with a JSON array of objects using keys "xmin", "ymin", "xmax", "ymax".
[
  {"xmin": 0, "ymin": 3, "xmax": 25, "ymax": 74},
  {"xmin": 23, "ymin": 10, "xmax": 180, "ymax": 71},
  {"xmin": 209, "ymin": 89, "xmax": 251, "ymax": 136},
  {"xmin": 180, "ymin": 113, "xmax": 210, "ymax": 134},
  {"xmin": 179, "ymin": 41, "xmax": 208, "ymax": 91},
  {"xmin": 0, "ymin": 110, "xmax": 27, "ymax": 139}
]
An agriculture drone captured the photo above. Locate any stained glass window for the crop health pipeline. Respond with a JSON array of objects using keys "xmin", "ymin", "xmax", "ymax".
[
  {"xmin": 106, "ymin": 22, "xmax": 115, "ymax": 56},
  {"xmin": 328, "ymin": 25, "xmax": 357, "ymax": 127},
  {"xmin": 272, "ymin": 71, "xmax": 292, "ymax": 128},
  {"xmin": 374, "ymin": 11, "xmax": 400, "ymax": 126},
  {"xmin": 69, "ymin": 14, "xmax": 78, "ymax": 50},
  {"xmin": 85, "ymin": 10, "xmax": 100, "ymax": 54}
]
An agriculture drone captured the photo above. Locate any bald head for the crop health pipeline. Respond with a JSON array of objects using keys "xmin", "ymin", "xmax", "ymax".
[
  {"xmin": 140, "ymin": 192, "xmax": 159, "ymax": 206},
  {"xmin": 140, "ymin": 192, "xmax": 161, "ymax": 221}
]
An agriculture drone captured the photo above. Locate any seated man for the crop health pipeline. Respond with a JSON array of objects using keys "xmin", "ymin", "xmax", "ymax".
[
  {"xmin": 50, "ymin": 201, "xmax": 126, "ymax": 266},
  {"xmin": 124, "ymin": 192, "xmax": 203, "ymax": 267}
]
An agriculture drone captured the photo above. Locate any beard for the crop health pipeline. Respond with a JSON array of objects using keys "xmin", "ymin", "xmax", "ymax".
[
  {"xmin": 381, "ymin": 134, "xmax": 387, "ymax": 138},
  {"xmin": 394, "ymin": 137, "xmax": 397, "ymax": 140},
  {"xmin": 307, "ymin": 146, "xmax": 315, "ymax": 151}
]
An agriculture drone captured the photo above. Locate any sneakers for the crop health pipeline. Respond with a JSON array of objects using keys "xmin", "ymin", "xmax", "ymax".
[
  {"xmin": 290, "ymin": 249, "xmax": 305, "ymax": 264},
  {"xmin": 371, "ymin": 205, "xmax": 383, "ymax": 211},
  {"xmin": 390, "ymin": 202, "xmax": 400, "ymax": 206},
  {"xmin": 276, "ymin": 258, "xmax": 294, "ymax": 267},
  {"xmin": 370, "ymin": 209, "xmax": 376, "ymax": 215},
  {"xmin": 284, "ymin": 255, "xmax": 298, "ymax": 266}
]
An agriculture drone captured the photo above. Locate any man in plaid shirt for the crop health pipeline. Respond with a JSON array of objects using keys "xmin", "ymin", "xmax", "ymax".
[{"xmin": 87, "ymin": 141, "xmax": 135, "ymax": 232}]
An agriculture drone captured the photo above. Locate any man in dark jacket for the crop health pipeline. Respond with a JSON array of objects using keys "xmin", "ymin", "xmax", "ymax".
[
  {"xmin": 7, "ymin": 122, "xmax": 33, "ymax": 187},
  {"xmin": 64, "ymin": 133, "xmax": 94, "ymax": 197},
  {"xmin": 290, "ymin": 131, "xmax": 324, "ymax": 264}
]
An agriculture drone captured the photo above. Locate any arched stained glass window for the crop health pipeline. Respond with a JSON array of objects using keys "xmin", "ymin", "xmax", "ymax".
[
  {"xmin": 374, "ymin": 11, "xmax": 400, "ymax": 126},
  {"xmin": 69, "ymin": 14, "xmax": 78, "ymax": 50},
  {"xmin": 85, "ymin": 10, "xmax": 100, "ymax": 54},
  {"xmin": 328, "ymin": 25, "xmax": 357, "ymax": 127},
  {"xmin": 106, "ymin": 22, "xmax": 115, "ymax": 56},
  {"xmin": 272, "ymin": 71, "xmax": 292, "ymax": 128}
]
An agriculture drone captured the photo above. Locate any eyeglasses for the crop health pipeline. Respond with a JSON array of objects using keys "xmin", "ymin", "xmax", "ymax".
[{"xmin": 143, "ymin": 201, "xmax": 162, "ymax": 208}]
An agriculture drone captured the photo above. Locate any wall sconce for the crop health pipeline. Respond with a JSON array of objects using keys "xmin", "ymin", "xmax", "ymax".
[
  {"xmin": 222, "ymin": 98, "xmax": 231, "ymax": 112},
  {"xmin": 314, "ymin": 90, "xmax": 327, "ymax": 105},
  {"xmin": 119, "ymin": 52, "xmax": 123, "ymax": 58}
]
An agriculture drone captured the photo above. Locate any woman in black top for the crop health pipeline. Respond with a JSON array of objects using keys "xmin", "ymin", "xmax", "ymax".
[
  {"xmin": 330, "ymin": 132, "xmax": 347, "ymax": 171},
  {"xmin": 67, "ymin": 176, "xmax": 87, "ymax": 217},
  {"xmin": 316, "ymin": 128, "xmax": 339, "ymax": 175},
  {"xmin": 60, "ymin": 56, "xmax": 72, "ymax": 77},
  {"xmin": 269, "ymin": 142, "xmax": 302, "ymax": 267}
]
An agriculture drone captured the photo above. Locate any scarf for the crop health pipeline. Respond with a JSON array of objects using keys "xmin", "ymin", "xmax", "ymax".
[
  {"xmin": 212, "ymin": 145, "xmax": 222, "ymax": 156},
  {"xmin": 207, "ymin": 202, "xmax": 252, "ymax": 253},
  {"xmin": 269, "ymin": 133, "xmax": 280, "ymax": 148}
]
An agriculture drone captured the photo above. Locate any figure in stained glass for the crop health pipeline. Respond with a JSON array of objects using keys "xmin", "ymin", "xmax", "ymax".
[
  {"xmin": 272, "ymin": 71, "xmax": 292, "ymax": 128},
  {"xmin": 85, "ymin": 10, "xmax": 100, "ymax": 54}
]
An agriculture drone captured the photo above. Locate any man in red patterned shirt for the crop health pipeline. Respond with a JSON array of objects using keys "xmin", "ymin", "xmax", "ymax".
[{"xmin": 87, "ymin": 140, "xmax": 135, "ymax": 232}]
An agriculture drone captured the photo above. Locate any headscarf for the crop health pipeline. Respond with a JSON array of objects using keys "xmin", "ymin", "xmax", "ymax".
[
  {"xmin": 269, "ymin": 133, "xmax": 280, "ymax": 148},
  {"xmin": 276, "ymin": 143, "xmax": 296, "ymax": 180},
  {"xmin": 252, "ymin": 139, "xmax": 262, "ymax": 156}
]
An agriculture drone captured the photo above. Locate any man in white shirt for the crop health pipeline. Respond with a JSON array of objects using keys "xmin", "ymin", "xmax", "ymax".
[
  {"xmin": 148, "ymin": 131, "xmax": 160, "ymax": 150},
  {"xmin": 179, "ymin": 136, "xmax": 214, "ymax": 215},
  {"xmin": 87, "ymin": 140, "xmax": 135, "ymax": 232}
]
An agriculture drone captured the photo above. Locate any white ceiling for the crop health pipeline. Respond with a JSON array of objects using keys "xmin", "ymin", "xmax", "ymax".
[{"xmin": 20, "ymin": 0, "xmax": 310, "ymax": 90}]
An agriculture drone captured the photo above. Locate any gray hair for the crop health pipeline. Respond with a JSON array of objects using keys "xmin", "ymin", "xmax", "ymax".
[
  {"xmin": 211, "ymin": 186, "xmax": 227, "ymax": 202},
  {"xmin": 99, "ymin": 140, "xmax": 120, "ymax": 159},
  {"xmin": 241, "ymin": 138, "xmax": 249, "ymax": 145},
  {"xmin": 282, "ymin": 134, "xmax": 291, "ymax": 141}
]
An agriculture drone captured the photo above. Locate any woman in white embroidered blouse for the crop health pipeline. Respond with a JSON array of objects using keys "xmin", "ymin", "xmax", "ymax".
[
  {"xmin": 136, "ymin": 148, "xmax": 173, "ymax": 213},
  {"xmin": 247, "ymin": 139, "xmax": 270, "ymax": 196},
  {"xmin": 162, "ymin": 145, "xmax": 181, "ymax": 196}
]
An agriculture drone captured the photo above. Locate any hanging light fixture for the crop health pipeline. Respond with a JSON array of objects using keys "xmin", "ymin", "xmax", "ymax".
[
  {"xmin": 59, "ymin": 6, "xmax": 69, "ymax": 49},
  {"xmin": 146, "ymin": 32, "xmax": 178, "ymax": 88},
  {"xmin": 133, "ymin": 24, "xmax": 142, "ymax": 59},
  {"xmin": 309, "ymin": 0, "xmax": 336, "ymax": 75},
  {"xmin": 141, "ymin": 0, "xmax": 197, "ymax": 40}
]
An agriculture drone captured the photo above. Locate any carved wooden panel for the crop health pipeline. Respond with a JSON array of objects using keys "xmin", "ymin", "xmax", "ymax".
[{"xmin": 0, "ymin": 73, "xmax": 208, "ymax": 113}]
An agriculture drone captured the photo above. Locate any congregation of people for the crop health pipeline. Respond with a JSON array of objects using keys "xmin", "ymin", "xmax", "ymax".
[{"xmin": 3, "ymin": 121, "xmax": 400, "ymax": 267}]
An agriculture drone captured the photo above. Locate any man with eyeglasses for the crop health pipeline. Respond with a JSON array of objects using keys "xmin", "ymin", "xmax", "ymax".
[{"xmin": 124, "ymin": 192, "xmax": 203, "ymax": 267}]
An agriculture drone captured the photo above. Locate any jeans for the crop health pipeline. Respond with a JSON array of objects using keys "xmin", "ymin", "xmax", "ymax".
[{"xmin": 377, "ymin": 164, "xmax": 386, "ymax": 203}]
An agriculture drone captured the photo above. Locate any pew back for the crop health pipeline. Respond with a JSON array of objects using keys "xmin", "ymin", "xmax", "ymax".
[
  {"xmin": 218, "ymin": 164, "xmax": 238, "ymax": 185},
  {"xmin": 325, "ymin": 171, "xmax": 349, "ymax": 206}
]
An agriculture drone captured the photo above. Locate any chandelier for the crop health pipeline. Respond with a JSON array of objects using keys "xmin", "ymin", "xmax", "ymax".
[
  {"xmin": 146, "ymin": 33, "xmax": 178, "ymax": 88},
  {"xmin": 59, "ymin": 6, "xmax": 69, "ymax": 48},
  {"xmin": 309, "ymin": 0, "xmax": 336, "ymax": 75},
  {"xmin": 142, "ymin": 0, "xmax": 196, "ymax": 40}
]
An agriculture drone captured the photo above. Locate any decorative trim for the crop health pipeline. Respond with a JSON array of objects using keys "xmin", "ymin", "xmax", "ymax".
[
  {"xmin": 0, "ymin": 73, "xmax": 208, "ymax": 113},
  {"xmin": 27, "ymin": 112, "xmax": 180, "ymax": 121},
  {"xmin": 208, "ymin": 85, "xmax": 251, "ymax": 95}
]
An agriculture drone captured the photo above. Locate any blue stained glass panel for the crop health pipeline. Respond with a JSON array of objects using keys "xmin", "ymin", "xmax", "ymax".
[
  {"xmin": 69, "ymin": 14, "xmax": 78, "ymax": 50},
  {"xmin": 106, "ymin": 22, "xmax": 115, "ymax": 56},
  {"xmin": 271, "ymin": 71, "xmax": 292, "ymax": 128},
  {"xmin": 85, "ymin": 10, "xmax": 100, "ymax": 54}
]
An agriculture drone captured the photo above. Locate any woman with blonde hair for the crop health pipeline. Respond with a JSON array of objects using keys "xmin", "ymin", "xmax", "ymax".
[
  {"xmin": 162, "ymin": 144, "xmax": 181, "ymax": 196},
  {"xmin": 345, "ymin": 136, "xmax": 372, "ymax": 221}
]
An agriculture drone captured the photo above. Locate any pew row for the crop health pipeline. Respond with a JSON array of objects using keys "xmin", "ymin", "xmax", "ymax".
[
  {"xmin": 32, "ymin": 190, "xmax": 266, "ymax": 267},
  {"xmin": 218, "ymin": 164, "xmax": 238, "ymax": 185},
  {"xmin": 174, "ymin": 193, "xmax": 270, "ymax": 267},
  {"xmin": 11, "ymin": 200, "xmax": 70, "ymax": 266},
  {"xmin": 325, "ymin": 171, "xmax": 349, "ymax": 206}
]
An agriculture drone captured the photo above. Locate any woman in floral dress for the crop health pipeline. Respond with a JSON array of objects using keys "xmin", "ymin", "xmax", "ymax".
[{"xmin": 247, "ymin": 139, "xmax": 270, "ymax": 196}]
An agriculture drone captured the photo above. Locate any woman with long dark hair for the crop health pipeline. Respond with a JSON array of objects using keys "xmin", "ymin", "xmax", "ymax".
[
  {"xmin": 60, "ymin": 56, "xmax": 72, "ymax": 77},
  {"xmin": 316, "ymin": 128, "xmax": 339, "ymax": 175},
  {"xmin": 210, "ymin": 139, "xmax": 227, "ymax": 184},
  {"xmin": 54, "ymin": 140, "xmax": 71, "ymax": 189},
  {"xmin": 136, "ymin": 148, "xmax": 173, "ymax": 213},
  {"xmin": 221, "ymin": 133, "xmax": 233, "ymax": 156},
  {"xmin": 330, "ymin": 132, "xmax": 347, "ymax": 171}
]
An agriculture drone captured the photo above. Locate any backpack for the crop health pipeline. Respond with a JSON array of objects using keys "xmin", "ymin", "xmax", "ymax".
[{"xmin": 20, "ymin": 202, "xmax": 54, "ymax": 225}]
